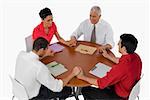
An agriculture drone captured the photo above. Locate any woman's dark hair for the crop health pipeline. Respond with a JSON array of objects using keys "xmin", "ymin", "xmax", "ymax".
[
  {"xmin": 39, "ymin": 7, "xmax": 52, "ymax": 20},
  {"xmin": 33, "ymin": 37, "xmax": 49, "ymax": 52},
  {"xmin": 120, "ymin": 34, "xmax": 138, "ymax": 54}
]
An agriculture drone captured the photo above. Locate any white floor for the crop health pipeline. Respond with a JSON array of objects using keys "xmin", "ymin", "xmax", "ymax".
[
  {"xmin": 66, "ymin": 95, "xmax": 84, "ymax": 100},
  {"xmin": 11, "ymin": 95, "xmax": 84, "ymax": 100}
]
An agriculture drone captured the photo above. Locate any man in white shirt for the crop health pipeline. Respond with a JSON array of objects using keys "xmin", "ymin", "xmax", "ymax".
[
  {"xmin": 69, "ymin": 6, "xmax": 114, "ymax": 52},
  {"xmin": 15, "ymin": 37, "xmax": 80, "ymax": 99}
]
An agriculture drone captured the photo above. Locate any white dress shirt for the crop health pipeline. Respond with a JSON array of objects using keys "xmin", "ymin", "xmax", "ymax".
[
  {"xmin": 71, "ymin": 19, "xmax": 114, "ymax": 47},
  {"xmin": 15, "ymin": 51, "xmax": 63, "ymax": 99}
]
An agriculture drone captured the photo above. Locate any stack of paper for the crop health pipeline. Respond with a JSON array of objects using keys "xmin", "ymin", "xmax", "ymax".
[
  {"xmin": 75, "ymin": 44, "xmax": 97, "ymax": 55},
  {"xmin": 89, "ymin": 63, "xmax": 112, "ymax": 78},
  {"xmin": 49, "ymin": 43, "xmax": 64, "ymax": 53},
  {"xmin": 47, "ymin": 61, "xmax": 68, "ymax": 77}
]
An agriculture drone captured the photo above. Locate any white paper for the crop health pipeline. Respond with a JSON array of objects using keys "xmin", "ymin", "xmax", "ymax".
[
  {"xmin": 47, "ymin": 61, "xmax": 68, "ymax": 77},
  {"xmin": 75, "ymin": 44, "xmax": 97, "ymax": 55},
  {"xmin": 49, "ymin": 43, "xmax": 64, "ymax": 53},
  {"xmin": 89, "ymin": 63, "xmax": 112, "ymax": 78}
]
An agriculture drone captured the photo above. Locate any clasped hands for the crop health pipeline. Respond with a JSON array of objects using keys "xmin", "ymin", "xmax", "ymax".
[
  {"xmin": 71, "ymin": 66, "xmax": 85, "ymax": 80},
  {"xmin": 71, "ymin": 49, "xmax": 110, "ymax": 80}
]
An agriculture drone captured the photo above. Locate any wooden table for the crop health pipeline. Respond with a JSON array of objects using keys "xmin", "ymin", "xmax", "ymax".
[{"xmin": 41, "ymin": 41, "xmax": 115, "ymax": 87}]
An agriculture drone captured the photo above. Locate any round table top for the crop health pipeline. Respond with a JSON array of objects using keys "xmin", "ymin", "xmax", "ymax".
[{"xmin": 41, "ymin": 41, "xmax": 115, "ymax": 87}]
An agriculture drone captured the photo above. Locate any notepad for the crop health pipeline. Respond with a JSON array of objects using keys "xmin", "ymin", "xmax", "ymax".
[
  {"xmin": 49, "ymin": 43, "xmax": 64, "ymax": 53},
  {"xmin": 46, "ymin": 61, "xmax": 68, "ymax": 77},
  {"xmin": 75, "ymin": 44, "xmax": 97, "ymax": 55},
  {"xmin": 89, "ymin": 63, "xmax": 112, "ymax": 78}
]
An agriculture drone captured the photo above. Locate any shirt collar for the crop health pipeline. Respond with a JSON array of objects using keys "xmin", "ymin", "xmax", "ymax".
[
  {"xmin": 29, "ymin": 51, "xmax": 39, "ymax": 59},
  {"xmin": 89, "ymin": 18, "xmax": 102, "ymax": 27}
]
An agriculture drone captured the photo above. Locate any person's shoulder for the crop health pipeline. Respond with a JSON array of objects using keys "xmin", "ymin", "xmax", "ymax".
[
  {"xmin": 51, "ymin": 22, "xmax": 57, "ymax": 28},
  {"xmin": 133, "ymin": 53, "xmax": 140, "ymax": 57},
  {"xmin": 120, "ymin": 53, "xmax": 141, "ymax": 63},
  {"xmin": 133, "ymin": 53, "xmax": 142, "ymax": 62},
  {"xmin": 18, "ymin": 51, "xmax": 27, "ymax": 56},
  {"xmin": 33, "ymin": 22, "xmax": 43, "ymax": 31},
  {"xmin": 52, "ymin": 22, "xmax": 56, "ymax": 25},
  {"xmin": 17, "ymin": 51, "xmax": 28, "ymax": 59},
  {"xmin": 82, "ymin": 19, "xmax": 89, "ymax": 23},
  {"xmin": 119, "ymin": 54, "xmax": 132, "ymax": 63},
  {"xmin": 80, "ymin": 19, "xmax": 90, "ymax": 26},
  {"xmin": 99, "ymin": 19, "xmax": 111, "ymax": 26}
]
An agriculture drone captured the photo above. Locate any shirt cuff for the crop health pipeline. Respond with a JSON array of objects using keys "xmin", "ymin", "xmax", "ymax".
[
  {"xmin": 71, "ymin": 34, "xmax": 78, "ymax": 40},
  {"xmin": 57, "ymin": 79, "xmax": 63, "ymax": 91},
  {"xmin": 97, "ymin": 78, "xmax": 105, "ymax": 89}
]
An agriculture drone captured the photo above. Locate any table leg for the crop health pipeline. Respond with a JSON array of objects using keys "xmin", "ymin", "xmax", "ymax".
[{"xmin": 71, "ymin": 87, "xmax": 82, "ymax": 100}]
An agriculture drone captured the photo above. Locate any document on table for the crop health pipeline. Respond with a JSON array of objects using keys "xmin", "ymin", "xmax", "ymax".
[
  {"xmin": 46, "ymin": 61, "xmax": 68, "ymax": 77},
  {"xmin": 75, "ymin": 44, "xmax": 97, "ymax": 55},
  {"xmin": 49, "ymin": 43, "xmax": 64, "ymax": 53},
  {"xmin": 89, "ymin": 63, "xmax": 112, "ymax": 78}
]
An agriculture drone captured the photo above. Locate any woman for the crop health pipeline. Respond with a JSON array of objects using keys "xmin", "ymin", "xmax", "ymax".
[{"xmin": 32, "ymin": 7, "xmax": 69, "ymax": 46}]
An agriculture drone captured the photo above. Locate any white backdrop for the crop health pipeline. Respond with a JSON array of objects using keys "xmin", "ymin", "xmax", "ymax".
[{"xmin": 0, "ymin": 0, "xmax": 149, "ymax": 99}]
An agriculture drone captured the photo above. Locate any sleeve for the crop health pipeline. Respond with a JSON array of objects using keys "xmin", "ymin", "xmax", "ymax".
[
  {"xmin": 105, "ymin": 24, "xmax": 115, "ymax": 48},
  {"xmin": 36, "ymin": 64, "xmax": 63, "ymax": 92},
  {"xmin": 32, "ymin": 27, "xmax": 41, "ymax": 40},
  {"xmin": 71, "ymin": 22, "xmax": 84, "ymax": 39},
  {"xmin": 137, "ymin": 57, "xmax": 142, "ymax": 80},
  {"xmin": 97, "ymin": 61, "xmax": 127, "ymax": 89}
]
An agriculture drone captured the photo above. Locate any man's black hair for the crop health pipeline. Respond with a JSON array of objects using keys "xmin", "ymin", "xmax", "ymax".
[
  {"xmin": 33, "ymin": 37, "xmax": 49, "ymax": 52},
  {"xmin": 120, "ymin": 34, "xmax": 138, "ymax": 54}
]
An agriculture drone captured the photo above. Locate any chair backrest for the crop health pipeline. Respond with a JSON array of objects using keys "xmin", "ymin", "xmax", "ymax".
[
  {"xmin": 25, "ymin": 35, "xmax": 33, "ymax": 52},
  {"xmin": 128, "ymin": 74, "xmax": 144, "ymax": 100},
  {"xmin": 9, "ymin": 75, "xmax": 29, "ymax": 100}
]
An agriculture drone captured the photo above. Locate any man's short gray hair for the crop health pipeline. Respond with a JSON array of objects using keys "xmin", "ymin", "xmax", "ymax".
[{"xmin": 90, "ymin": 6, "xmax": 101, "ymax": 16}]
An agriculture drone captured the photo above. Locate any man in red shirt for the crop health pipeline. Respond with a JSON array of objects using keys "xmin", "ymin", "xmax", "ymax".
[
  {"xmin": 32, "ymin": 7, "xmax": 69, "ymax": 46},
  {"xmin": 77, "ymin": 34, "xmax": 142, "ymax": 99}
]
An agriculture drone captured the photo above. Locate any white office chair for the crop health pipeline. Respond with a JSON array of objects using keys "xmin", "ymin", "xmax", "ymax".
[
  {"xmin": 25, "ymin": 35, "xmax": 33, "ymax": 52},
  {"xmin": 9, "ymin": 75, "xmax": 29, "ymax": 100},
  {"xmin": 128, "ymin": 74, "xmax": 144, "ymax": 100}
]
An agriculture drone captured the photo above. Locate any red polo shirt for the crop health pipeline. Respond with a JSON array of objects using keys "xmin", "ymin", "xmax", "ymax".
[
  {"xmin": 32, "ymin": 22, "xmax": 57, "ymax": 43},
  {"xmin": 97, "ymin": 53, "xmax": 142, "ymax": 98}
]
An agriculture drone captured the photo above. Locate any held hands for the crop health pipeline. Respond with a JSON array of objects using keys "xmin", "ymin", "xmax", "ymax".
[
  {"xmin": 98, "ymin": 45, "xmax": 107, "ymax": 53},
  {"xmin": 60, "ymin": 40, "xmax": 76, "ymax": 47},
  {"xmin": 72, "ymin": 66, "xmax": 81, "ymax": 76},
  {"xmin": 98, "ymin": 45, "xmax": 111, "ymax": 59},
  {"xmin": 101, "ymin": 49, "xmax": 110, "ymax": 59},
  {"xmin": 71, "ymin": 66, "xmax": 84, "ymax": 79},
  {"xmin": 76, "ymin": 67, "xmax": 84, "ymax": 80},
  {"xmin": 68, "ymin": 37, "xmax": 77, "ymax": 47},
  {"xmin": 64, "ymin": 41, "xmax": 72, "ymax": 47},
  {"xmin": 59, "ymin": 39, "xmax": 71, "ymax": 47},
  {"xmin": 98, "ymin": 44, "xmax": 112, "ymax": 53}
]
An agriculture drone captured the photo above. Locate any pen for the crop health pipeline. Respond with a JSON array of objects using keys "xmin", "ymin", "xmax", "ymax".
[
  {"xmin": 81, "ymin": 49, "xmax": 88, "ymax": 52},
  {"xmin": 51, "ymin": 63, "xmax": 59, "ymax": 67}
]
